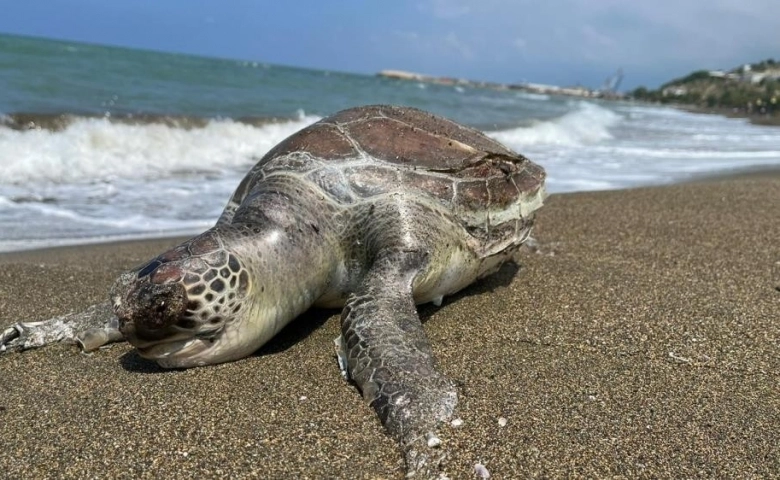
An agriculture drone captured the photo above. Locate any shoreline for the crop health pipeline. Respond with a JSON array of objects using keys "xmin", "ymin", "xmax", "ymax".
[
  {"xmin": 670, "ymin": 103, "xmax": 780, "ymax": 127},
  {"xmin": 3, "ymin": 165, "xmax": 780, "ymax": 256},
  {"xmin": 1, "ymin": 174, "xmax": 778, "ymax": 478},
  {"xmin": 0, "ymin": 232, "xmax": 196, "ymax": 257}
]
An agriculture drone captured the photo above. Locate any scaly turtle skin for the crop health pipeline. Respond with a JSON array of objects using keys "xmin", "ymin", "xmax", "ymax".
[{"xmin": 0, "ymin": 105, "xmax": 546, "ymax": 478}]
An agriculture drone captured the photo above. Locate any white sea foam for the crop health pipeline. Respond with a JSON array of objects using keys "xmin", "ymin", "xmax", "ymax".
[
  {"xmin": 1, "ymin": 102, "xmax": 779, "ymax": 252},
  {"xmin": 487, "ymin": 101, "xmax": 780, "ymax": 194},
  {"xmin": 0, "ymin": 115, "xmax": 323, "ymax": 250},
  {"xmin": 515, "ymin": 91, "xmax": 550, "ymax": 102},
  {"xmin": 0, "ymin": 114, "xmax": 321, "ymax": 184},
  {"xmin": 488, "ymin": 102, "xmax": 620, "ymax": 147}
]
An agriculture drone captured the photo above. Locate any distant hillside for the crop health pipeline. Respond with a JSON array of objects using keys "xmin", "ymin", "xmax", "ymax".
[{"xmin": 631, "ymin": 59, "xmax": 779, "ymax": 115}]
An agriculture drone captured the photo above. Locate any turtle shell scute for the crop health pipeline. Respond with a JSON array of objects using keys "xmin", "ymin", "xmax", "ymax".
[
  {"xmin": 345, "ymin": 165, "xmax": 399, "ymax": 198},
  {"xmin": 262, "ymin": 123, "xmax": 357, "ymax": 160}
]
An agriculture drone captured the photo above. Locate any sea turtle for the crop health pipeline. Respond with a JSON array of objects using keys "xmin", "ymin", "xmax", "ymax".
[{"xmin": 0, "ymin": 105, "xmax": 546, "ymax": 478}]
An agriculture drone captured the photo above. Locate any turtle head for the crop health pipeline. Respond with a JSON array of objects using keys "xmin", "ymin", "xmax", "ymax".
[{"xmin": 113, "ymin": 230, "xmax": 255, "ymax": 368}]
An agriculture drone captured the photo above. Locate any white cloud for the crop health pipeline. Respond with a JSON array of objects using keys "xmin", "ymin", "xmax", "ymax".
[{"xmin": 374, "ymin": 0, "xmax": 780, "ymax": 87}]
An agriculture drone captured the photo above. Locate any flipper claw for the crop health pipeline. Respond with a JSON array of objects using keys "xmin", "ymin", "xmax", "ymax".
[
  {"xmin": 0, "ymin": 325, "xmax": 21, "ymax": 351},
  {"xmin": 333, "ymin": 335, "xmax": 350, "ymax": 380}
]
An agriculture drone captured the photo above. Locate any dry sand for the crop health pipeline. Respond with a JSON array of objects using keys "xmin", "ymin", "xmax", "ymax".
[{"xmin": 1, "ymin": 175, "xmax": 778, "ymax": 479}]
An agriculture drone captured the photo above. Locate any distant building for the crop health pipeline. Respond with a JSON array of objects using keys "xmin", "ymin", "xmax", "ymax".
[
  {"xmin": 741, "ymin": 69, "xmax": 780, "ymax": 84},
  {"xmin": 377, "ymin": 70, "xmax": 428, "ymax": 81},
  {"xmin": 709, "ymin": 70, "xmax": 741, "ymax": 81},
  {"xmin": 663, "ymin": 86, "xmax": 688, "ymax": 97}
]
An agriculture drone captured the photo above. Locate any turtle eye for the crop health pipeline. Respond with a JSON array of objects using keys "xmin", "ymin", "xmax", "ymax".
[{"xmin": 137, "ymin": 260, "xmax": 161, "ymax": 278}]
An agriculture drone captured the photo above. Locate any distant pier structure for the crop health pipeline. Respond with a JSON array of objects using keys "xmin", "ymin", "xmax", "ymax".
[{"xmin": 377, "ymin": 69, "xmax": 625, "ymax": 99}]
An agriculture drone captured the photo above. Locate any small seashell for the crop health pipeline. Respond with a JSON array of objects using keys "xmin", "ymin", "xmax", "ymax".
[
  {"xmin": 450, "ymin": 418, "xmax": 463, "ymax": 427},
  {"xmin": 475, "ymin": 462, "xmax": 490, "ymax": 478},
  {"xmin": 498, "ymin": 417, "xmax": 507, "ymax": 427}
]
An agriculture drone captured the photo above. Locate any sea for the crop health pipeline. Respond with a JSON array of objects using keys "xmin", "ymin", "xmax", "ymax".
[{"xmin": 1, "ymin": 33, "xmax": 779, "ymax": 252}]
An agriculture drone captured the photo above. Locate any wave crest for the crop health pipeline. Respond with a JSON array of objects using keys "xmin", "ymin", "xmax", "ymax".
[
  {"xmin": 488, "ymin": 102, "xmax": 621, "ymax": 148},
  {"xmin": 0, "ymin": 114, "xmax": 321, "ymax": 184}
]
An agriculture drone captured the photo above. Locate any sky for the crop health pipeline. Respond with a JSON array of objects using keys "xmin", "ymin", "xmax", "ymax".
[{"xmin": 0, "ymin": 0, "xmax": 778, "ymax": 90}]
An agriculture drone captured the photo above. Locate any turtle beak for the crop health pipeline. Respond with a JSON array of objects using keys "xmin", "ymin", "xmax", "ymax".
[{"xmin": 114, "ymin": 274, "xmax": 189, "ymax": 345}]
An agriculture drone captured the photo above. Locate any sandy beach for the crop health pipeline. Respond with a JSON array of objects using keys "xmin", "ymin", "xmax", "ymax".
[{"xmin": 1, "ymin": 174, "xmax": 778, "ymax": 479}]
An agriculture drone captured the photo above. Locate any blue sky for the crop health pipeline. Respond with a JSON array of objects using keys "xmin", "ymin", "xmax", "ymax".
[{"xmin": 0, "ymin": 0, "xmax": 778, "ymax": 90}]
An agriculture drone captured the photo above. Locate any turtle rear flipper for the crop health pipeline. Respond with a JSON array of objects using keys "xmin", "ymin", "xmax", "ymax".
[
  {"xmin": 0, "ymin": 301, "xmax": 123, "ymax": 353},
  {"xmin": 340, "ymin": 250, "xmax": 457, "ymax": 478}
]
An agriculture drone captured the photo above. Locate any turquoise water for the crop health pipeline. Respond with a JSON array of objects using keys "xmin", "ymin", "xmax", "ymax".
[
  {"xmin": 0, "ymin": 33, "xmax": 563, "ymax": 129},
  {"xmin": 1, "ymin": 33, "xmax": 779, "ymax": 251}
]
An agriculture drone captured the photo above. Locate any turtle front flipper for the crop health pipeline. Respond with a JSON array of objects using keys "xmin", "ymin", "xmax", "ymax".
[
  {"xmin": 0, "ymin": 301, "xmax": 123, "ymax": 353},
  {"xmin": 340, "ymin": 251, "xmax": 457, "ymax": 479}
]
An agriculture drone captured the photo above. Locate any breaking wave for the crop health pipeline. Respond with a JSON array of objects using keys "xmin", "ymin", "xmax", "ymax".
[
  {"xmin": 0, "ymin": 113, "xmax": 321, "ymax": 184},
  {"xmin": 488, "ymin": 102, "xmax": 620, "ymax": 148}
]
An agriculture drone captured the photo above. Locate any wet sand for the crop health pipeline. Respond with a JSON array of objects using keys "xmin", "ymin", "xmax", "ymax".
[{"xmin": 1, "ymin": 175, "xmax": 778, "ymax": 479}]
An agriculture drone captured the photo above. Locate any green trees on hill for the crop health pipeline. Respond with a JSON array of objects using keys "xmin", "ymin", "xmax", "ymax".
[
  {"xmin": 675, "ymin": 70, "xmax": 711, "ymax": 83},
  {"xmin": 631, "ymin": 60, "xmax": 779, "ymax": 114},
  {"xmin": 747, "ymin": 58, "xmax": 778, "ymax": 72}
]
